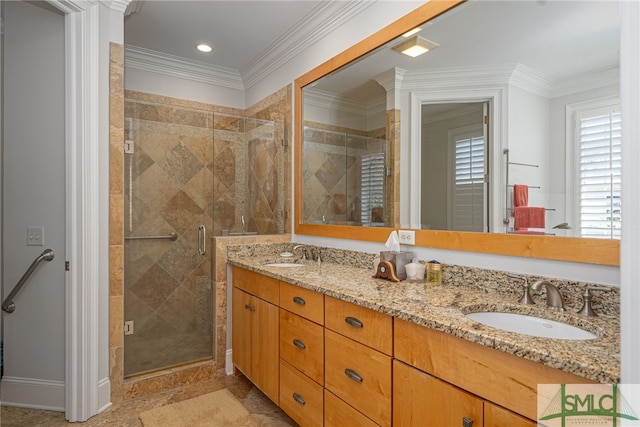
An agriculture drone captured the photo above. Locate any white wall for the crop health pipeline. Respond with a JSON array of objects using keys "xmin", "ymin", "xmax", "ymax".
[{"xmin": 2, "ymin": 1, "xmax": 66, "ymax": 409}]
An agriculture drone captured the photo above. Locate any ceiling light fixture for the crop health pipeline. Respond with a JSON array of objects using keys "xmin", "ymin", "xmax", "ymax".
[
  {"xmin": 402, "ymin": 27, "xmax": 422, "ymax": 38},
  {"xmin": 196, "ymin": 43, "xmax": 213, "ymax": 53},
  {"xmin": 391, "ymin": 35, "xmax": 439, "ymax": 58}
]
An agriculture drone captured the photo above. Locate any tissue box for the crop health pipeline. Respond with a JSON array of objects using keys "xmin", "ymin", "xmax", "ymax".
[{"xmin": 380, "ymin": 251, "xmax": 413, "ymax": 280}]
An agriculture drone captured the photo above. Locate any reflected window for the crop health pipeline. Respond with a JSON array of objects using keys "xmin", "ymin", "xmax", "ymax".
[
  {"xmin": 449, "ymin": 125, "xmax": 486, "ymax": 232},
  {"xmin": 577, "ymin": 105, "xmax": 621, "ymax": 239}
]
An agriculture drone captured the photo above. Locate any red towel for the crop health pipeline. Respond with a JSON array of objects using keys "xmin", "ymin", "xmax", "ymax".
[
  {"xmin": 514, "ymin": 206, "xmax": 545, "ymax": 230},
  {"xmin": 513, "ymin": 184, "xmax": 528, "ymax": 207}
]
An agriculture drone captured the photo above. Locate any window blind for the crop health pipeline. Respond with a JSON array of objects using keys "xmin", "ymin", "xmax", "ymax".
[
  {"xmin": 361, "ymin": 153, "xmax": 386, "ymax": 226},
  {"xmin": 453, "ymin": 135, "xmax": 485, "ymax": 231},
  {"xmin": 578, "ymin": 110, "xmax": 621, "ymax": 239}
]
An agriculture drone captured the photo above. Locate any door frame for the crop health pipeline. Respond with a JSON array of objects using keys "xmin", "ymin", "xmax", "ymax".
[
  {"xmin": 47, "ymin": 0, "xmax": 129, "ymax": 421},
  {"xmin": 409, "ymin": 88, "xmax": 503, "ymax": 232}
]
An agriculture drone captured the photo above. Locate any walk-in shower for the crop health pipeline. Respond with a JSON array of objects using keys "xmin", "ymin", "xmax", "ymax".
[{"xmin": 123, "ymin": 94, "xmax": 284, "ymax": 377}]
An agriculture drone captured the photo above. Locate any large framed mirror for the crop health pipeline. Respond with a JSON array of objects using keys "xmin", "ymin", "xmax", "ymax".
[{"xmin": 294, "ymin": 0, "xmax": 620, "ymax": 266}]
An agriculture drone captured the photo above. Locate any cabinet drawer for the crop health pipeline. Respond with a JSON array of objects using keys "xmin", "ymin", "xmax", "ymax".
[
  {"xmin": 394, "ymin": 317, "xmax": 594, "ymax": 420},
  {"xmin": 325, "ymin": 390, "xmax": 379, "ymax": 427},
  {"xmin": 279, "ymin": 282, "xmax": 324, "ymax": 324},
  {"xmin": 325, "ymin": 329, "xmax": 392, "ymax": 427},
  {"xmin": 393, "ymin": 360, "xmax": 484, "ymax": 427},
  {"xmin": 232, "ymin": 266, "xmax": 279, "ymax": 305},
  {"xmin": 279, "ymin": 308, "xmax": 324, "ymax": 385},
  {"xmin": 485, "ymin": 402, "xmax": 536, "ymax": 427},
  {"xmin": 325, "ymin": 296, "xmax": 392, "ymax": 355},
  {"xmin": 279, "ymin": 360, "xmax": 323, "ymax": 427}
]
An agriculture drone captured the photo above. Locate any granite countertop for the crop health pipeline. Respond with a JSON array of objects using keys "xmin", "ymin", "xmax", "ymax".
[{"xmin": 228, "ymin": 255, "xmax": 620, "ymax": 384}]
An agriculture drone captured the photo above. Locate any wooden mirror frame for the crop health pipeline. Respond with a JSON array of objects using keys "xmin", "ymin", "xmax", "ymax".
[{"xmin": 294, "ymin": 0, "xmax": 620, "ymax": 267}]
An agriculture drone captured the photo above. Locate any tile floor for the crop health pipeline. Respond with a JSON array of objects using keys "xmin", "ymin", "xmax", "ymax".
[{"xmin": 0, "ymin": 373, "xmax": 296, "ymax": 427}]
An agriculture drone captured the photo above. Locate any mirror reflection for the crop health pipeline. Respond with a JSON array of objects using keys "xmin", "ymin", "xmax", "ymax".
[{"xmin": 301, "ymin": 0, "xmax": 621, "ymax": 239}]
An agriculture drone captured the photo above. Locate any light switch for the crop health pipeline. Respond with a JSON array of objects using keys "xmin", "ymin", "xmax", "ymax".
[{"xmin": 27, "ymin": 226, "xmax": 44, "ymax": 246}]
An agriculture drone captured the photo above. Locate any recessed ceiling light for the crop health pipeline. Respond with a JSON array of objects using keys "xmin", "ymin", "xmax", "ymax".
[
  {"xmin": 196, "ymin": 43, "xmax": 213, "ymax": 53},
  {"xmin": 391, "ymin": 36, "xmax": 439, "ymax": 58}
]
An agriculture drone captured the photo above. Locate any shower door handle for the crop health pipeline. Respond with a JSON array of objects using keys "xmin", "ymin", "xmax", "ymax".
[{"xmin": 198, "ymin": 225, "xmax": 206, "ymax": 255}]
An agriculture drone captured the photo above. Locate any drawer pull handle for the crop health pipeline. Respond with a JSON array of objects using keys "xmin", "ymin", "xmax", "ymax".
[
  {"xmin": 293, "ymin": 296, "xmax": 306, "ymax": 305},
  {"xmin": 345, "ymin": 316, "xmax": 363, "ymax": 328},
  {"xmin": 293, "ymin": 392, "xmax": 306, "ymax": 405},
  {"xmin": 293, "ymin": 339, "xmax": 306, "ymax": 349},
  {"xmin": 344, "ymin": 368, "xmax": 363, "ymax": 383},
  {"xmin": 462, "ymin": 417, "xmax": 473, "ymax": 427}
]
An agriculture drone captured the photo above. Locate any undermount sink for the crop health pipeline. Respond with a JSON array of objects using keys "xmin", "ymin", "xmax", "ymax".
[
  {"xmin": 264, "ymin": 263, "xmax": 305, "ymax": 268},
  {"xmin": 466, "ymin": 312, "xmax": 597, "ymax": 340}
]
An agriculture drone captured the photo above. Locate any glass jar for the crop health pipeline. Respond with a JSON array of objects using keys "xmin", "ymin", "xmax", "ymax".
[{"xmin": 426, "ymin": 260, "xmax": 442, "ymax": 285}]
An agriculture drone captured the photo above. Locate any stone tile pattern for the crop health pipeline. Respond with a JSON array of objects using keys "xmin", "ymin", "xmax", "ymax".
[
  {"xmin": 109, "ymin": 42, "xmax": 125, "ymax": 404},
  {"xmin": 301, "ymin": 121, "xmax": 391, "ymax": 226},
  {"xmin": 123, "ymin": 95, "xmax": 216, "ymax": 376},
  {"xmin": 109, "ymin": 83, "xmax": 293, "ymax": 400},
  {"xmin": 245, "ymin": 85, "xmax": 292, "ymax": 235},
  {"xmin": 0, "ymin": 371, "xmax": 295, "ymax": 427},
  {"xmin": 228, "ymin": 243, "xmax": 620, "ymax": 384}
]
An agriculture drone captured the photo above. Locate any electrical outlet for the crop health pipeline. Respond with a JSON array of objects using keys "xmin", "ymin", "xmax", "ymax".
[
  {"xmin": 124, "ymin": 321, "xmax": 134, "ymax": 336},
  {"xmin": 398, "ymin": 230, "xmax": 416, "ymax": 245}
]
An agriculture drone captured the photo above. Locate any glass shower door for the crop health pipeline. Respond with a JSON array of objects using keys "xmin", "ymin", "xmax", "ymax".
[{"xmin": 123, "ymin": 99, "xmax": 214, "ymax": 377}]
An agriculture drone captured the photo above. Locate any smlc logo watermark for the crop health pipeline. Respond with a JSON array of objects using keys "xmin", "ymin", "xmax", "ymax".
[{"xmin": 538, "ymin": 384, "xmax": 640, "ymax": 426}]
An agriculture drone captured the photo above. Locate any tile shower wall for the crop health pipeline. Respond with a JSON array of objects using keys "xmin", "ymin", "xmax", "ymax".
[
  {"xmin": 123, "ymin": 96, "xmax": 218, "ymax": 376},
  {"xmin": 111, "ymin": 85, "xmax": 292, "ymax": 396},
  {"xmin": 302, "ymin": 123, "xmax": 389, "ymax": 226}
]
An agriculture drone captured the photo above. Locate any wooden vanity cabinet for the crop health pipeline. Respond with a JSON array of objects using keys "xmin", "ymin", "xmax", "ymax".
[
  {"xmin": 278, "ymin": 281, "xmax": 325, "ymax": 427},
  {"xmin": 394, "ymin": 360, "xmax": 484, "ymax": 427},
  {"xmin": 324, "ymin": 296, "xmax": 393, "ymax": 427},
  {"xmin": 231, "ymin": 267, "xmax": 280, "ymax": 404},
  {"xmin": 394, "ymin": 317, "xmax": 593, "ymax": 424}
]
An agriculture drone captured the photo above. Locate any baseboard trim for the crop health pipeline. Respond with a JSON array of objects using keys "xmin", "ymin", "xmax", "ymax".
[
  {"xmin": 97, "ymin": 376, "xmax": 112, "ymax": 414},
  {"xmin": 225, "ymin": 349, "xmax": 233, "ymax": 376},
  {"xmin": 0, "ymin": 376, "xmax": 65, "ymax": 411}
]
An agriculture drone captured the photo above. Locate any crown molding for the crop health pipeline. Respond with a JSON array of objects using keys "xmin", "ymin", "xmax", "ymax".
[
  {"xmin": 304, "ymin": 87, "xmax": 385, "ymax": 119},
  {"xmin": 241, "ymin": 0, "xmax": 376, "ymax": 90},
  {"xmin": 124, "ymin": 45, "xmax": 244, "ymax": 90},
  {"xmin": 551, "ymin": 65, "xmax": 620, "ymax": 98},
  {"xmin": 101, "ymin": 0, "xmax": 130, "ymax": 13}
]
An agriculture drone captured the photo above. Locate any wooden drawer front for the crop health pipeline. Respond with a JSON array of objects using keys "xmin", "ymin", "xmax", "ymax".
[
  {"xmin": 279, "ymin": 361, "xmax": 323, "ymax": 427},
  {"xmin": 393, "ymin": 360, "xmax": 484, "ymax": 427},
  {"xmin": 325, "ymin": 390, "xmax": 379, "ymax": 427},
  {"xmin": 485, "ymin": 402, "xmax": 536, "ymax": 427},
  {"xmin": 232, "ymin": 266, "xmax": 279, "ymax": 305},
  {"xmin": 325, "ymin": 329, "xmax": 392, "ymax": 427},
  {"xmin": 394, "ymin": 318, "xmax": 594, "ymax": 421},
  {"xmin": 325, "ymin": 296, "xmax": 392, "ymax": 355},
  {"xmin": 279, "ymin": 309, "xmax": 324, "ymax": 385},
  {"xmin": 279, "ymin": 282, "xmax": 324, "ymax": 324}
]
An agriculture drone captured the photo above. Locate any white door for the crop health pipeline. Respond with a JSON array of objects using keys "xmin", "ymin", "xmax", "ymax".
[{"xmin": 1, "ymin": 0, "xmax": 67, "ymax": 410}]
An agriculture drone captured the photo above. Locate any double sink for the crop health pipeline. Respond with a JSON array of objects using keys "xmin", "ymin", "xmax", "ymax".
[{"xmin": 264, "ymin": 260, "xmax": 598, "ymax": 341}]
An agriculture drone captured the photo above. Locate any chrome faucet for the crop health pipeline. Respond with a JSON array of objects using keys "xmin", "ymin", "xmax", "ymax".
[
  {"xmin": 241, "ymin": 215, "xmax": 246, "ymax": 233},
  {"xmin": 531, "ymin": 280, "xmax": 565, "ymax": 312},
  {"xmin": 292, "ymin": 244, "xmax": 310, "ymax": 260}
]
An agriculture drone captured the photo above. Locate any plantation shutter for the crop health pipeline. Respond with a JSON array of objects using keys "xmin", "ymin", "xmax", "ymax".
[
  {"xmin": 453, "ymin": 134, "xmax": 485, "ymax": 231},
  {"xmin": 361, "ymin": 153, "xmax": 385, "ymax": 226},
  {"xmin": 578, "ymin": 109, "xmax": 621, "ymax": 239}
]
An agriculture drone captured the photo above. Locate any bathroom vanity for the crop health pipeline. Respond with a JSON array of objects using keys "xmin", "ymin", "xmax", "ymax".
[{"xmin": 228, "ymin": 246, "xmax": 619, "ymax": 427}]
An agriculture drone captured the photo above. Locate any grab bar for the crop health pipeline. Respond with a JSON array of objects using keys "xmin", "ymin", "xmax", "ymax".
[
  {"xmin": 2, "ymin": 249, "xmax": 55, "ymax": 313},
  {"xmin": 124, "ymin": 233, "xmax": 177, "ymax": 241}
]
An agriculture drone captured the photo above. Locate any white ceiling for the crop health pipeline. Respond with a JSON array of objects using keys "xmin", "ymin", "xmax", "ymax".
[
  {"xmin": 124, "ymin": 1, "xmax": 326, "ymax": 72},
  {"xmin": 124, "ymin": 1, "xmax": 621, "ymax": 93}
]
